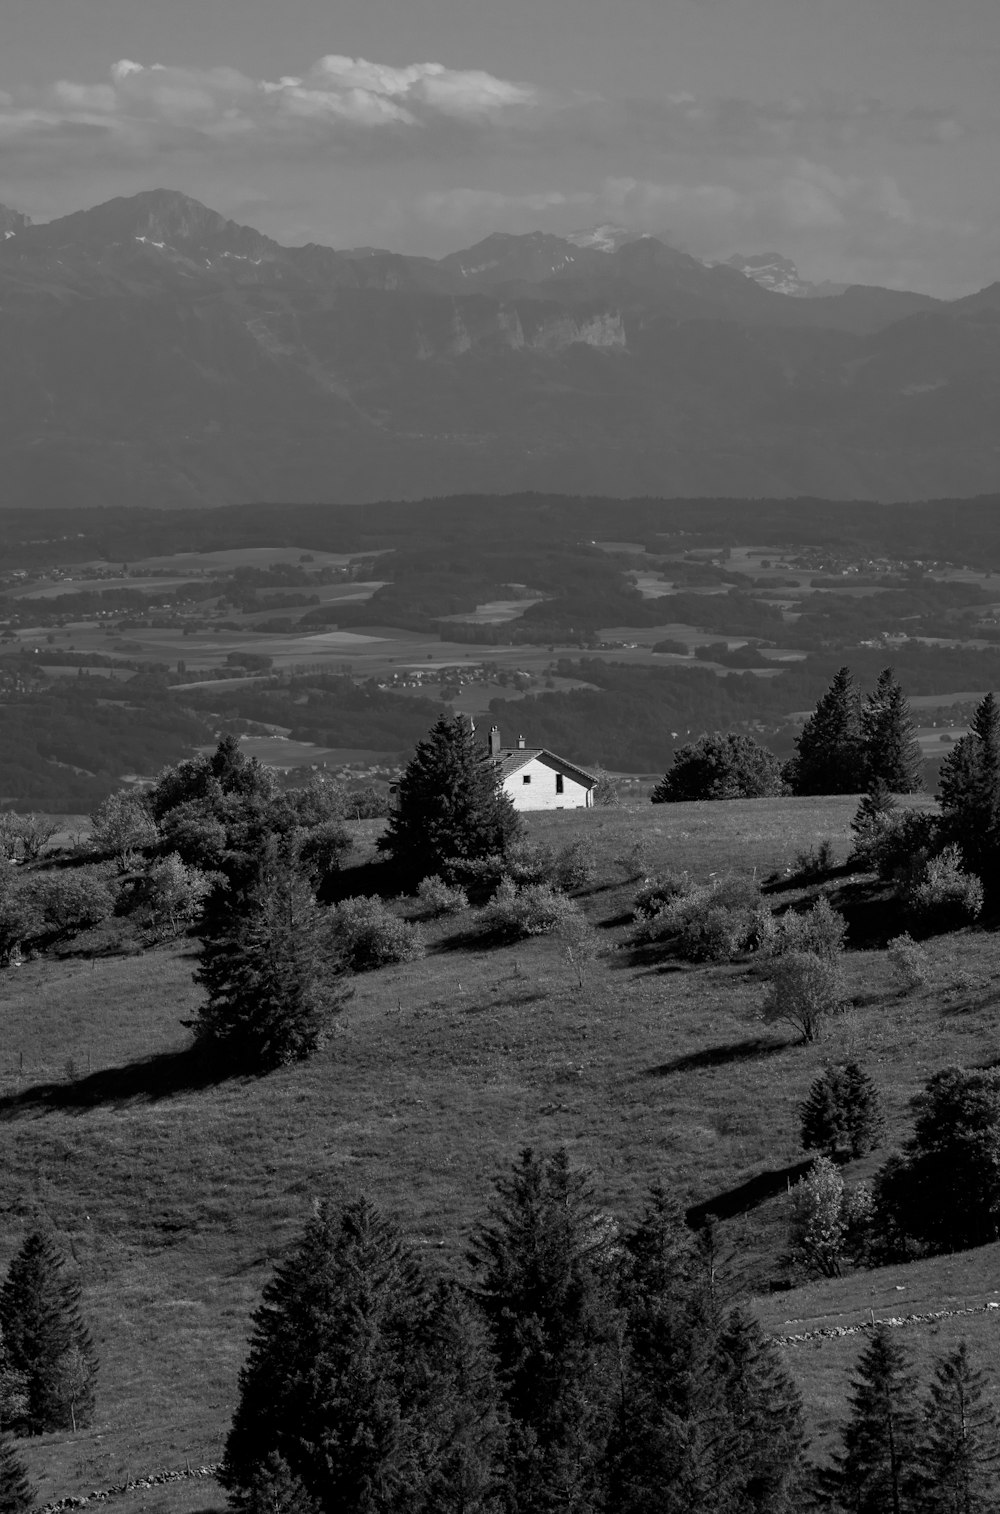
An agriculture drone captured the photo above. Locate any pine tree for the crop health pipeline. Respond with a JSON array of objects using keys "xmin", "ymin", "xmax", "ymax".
[
  {"xmin": 939, "ymin": 692, "xmax": 1000, "ymax": 885},
  {"xmin": 915, "ymin": 1342, "xmax": 1000, "ymax": 1514},
  {"xmin": 861, "ymin": 669, "xmax": 923, "ymax": 793},
  {"xmin": 823, "ymin": 1325, "xmax": 920, "ymax": 1514},
  {"xmin": 378, "ymin": 716, "xmax": 521, "ymax": 877},
  {"xmin": 0, "ymin": 1232, "xmax": 98, "ymax": 1434},
  {"xmin": 222, "ymin": 1196, "xmax": 504, "ymax": 1514},
  {"xmin": 0, "ymin": 1433, "xmax": 35, "ymax": 1514},
  {"xmin": 193, "ymin": 860, "xmax": 346, "ymax": 1071},
  {"xmin": 468, "ymin": 1147, "xmax": 621, "ymax": 1514},
  {"xmin": 787, "ymin": 667, "xmax": 865, "ymax": 796}
]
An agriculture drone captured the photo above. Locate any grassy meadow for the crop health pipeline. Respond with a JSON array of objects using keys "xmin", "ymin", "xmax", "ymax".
[{"xmin": 3, "ymin": 796, "xmax": 1000, "ymax": 1505}]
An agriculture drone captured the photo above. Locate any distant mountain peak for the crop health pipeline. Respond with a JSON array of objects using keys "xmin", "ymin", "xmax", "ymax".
[
  {"xmin": 24, "ymin": 188, "xmax": 283, "ymax": 264},
  {"xmin": 566, "ymin": 224, "xmax": 648, "ymax": 254}
]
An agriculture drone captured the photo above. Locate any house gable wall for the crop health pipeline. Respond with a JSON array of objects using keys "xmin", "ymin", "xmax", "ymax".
[{"xmin": 501, "ymin": 754, "xmax": 592, "ymax": 810}]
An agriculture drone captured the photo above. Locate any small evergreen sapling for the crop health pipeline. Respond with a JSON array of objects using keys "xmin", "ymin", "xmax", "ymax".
[{"xmin": 0, "ymin": 1231, "xmax": 98, "ymax": 1434}]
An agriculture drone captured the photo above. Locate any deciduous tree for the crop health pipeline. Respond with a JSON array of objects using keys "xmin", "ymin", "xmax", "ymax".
[{"xmin": 651, "ymin": 732, "xmax": 784, "ymax": 803}]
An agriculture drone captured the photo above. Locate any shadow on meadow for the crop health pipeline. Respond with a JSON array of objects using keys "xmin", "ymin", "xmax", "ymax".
[
  {"xmin": 687, "ymin": 1155, "xmax": 815, "ymax": 1228},
  {"xmin": 0, "ymin": 1043, "xmax": 241, "ymax": 1121},
  {"xmin": 647, "ymin": 1034, "xmax": 789, "ymax": 1077}
]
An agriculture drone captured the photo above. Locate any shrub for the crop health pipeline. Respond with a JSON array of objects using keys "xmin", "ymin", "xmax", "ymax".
[
  {"xmin": 637, "ymin": 873, "xmax": 765, "ymax": 962},
  {"xmin": 0, "ymin": 886, "xmax": 43, "ymax": 966},
  {"xmin": 296, "ymin": 820, "xmax": 353, "ymax": 889},
  {"xmin": 503, "ymin": 838, "xmax": 557, "ymax": 886},
  {"xmin": 479, "ymin": 879, "xmax": 584, "ymax": 941},
  {"xmin": 868, "ymin": 809, "xmax": 940, "ymax": 886},
  {"xmin": 887, "ymin": 932, "xmax": 930, "ymax": 991},
  {"xmin": 332, "ymin": 895, "xmax": 425, "ymax": 971},
  {"xmin": 89, "ymin": 789, "xmax": 158, "ymax": 870},
  {"xmin": 441, "ymin": 853, "xmax": 508, "ymax": 904},
  {"xmin": 791, "ymin": 838, "xmax": 836, "ymax": 881},
  {"xmin": 416, "ymin": 874, "xmax": 469, "ymax": 917},
  {"xmin": 763, "ymin": 896, "xmax": 847, "ymax": 963},
  {"xmin": 631, "ymin": 871, "xmax": 692, "ymax": 926},
  {"xmin": 551, "ymin": 840, "xmax": 597, "ymax": 891},
  {"xmin": 0, "ymin": 812, "xmax": 58, "ymax": 863},
  {"xmin": 761, "ymin": 950, "xmax": 847, "ymax": 1042},
  {"xmin": 27, "ymin": 868, "xmax": 117, "ymax": 941},
  {"xmin": 906, "ymin": 846, "xmax": 983, "ymax": 935},
  {"xmin": 591, "ymin": 769, "xmax": 621, "ymax": 807}
]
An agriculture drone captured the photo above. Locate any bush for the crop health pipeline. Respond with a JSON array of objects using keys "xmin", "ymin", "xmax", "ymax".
[
  {"xmin": 551, "ymin": 840, "xmax": 597, "ymax": 891},
  {"xmin": 867, "ymin": 809, "xmax": 940, "ymax": 886},
  {"xmin": 635, "ymin": 873, "xmax": 766, "ymax": 962},
  {"xmin": 887, "ymin": 932, "xmax": 930, "ymax": 991},
  {"xmin": 761, "ymin": 950, "xmax": 847, "ymax": 1042},
  {"xmin": 503, "ymin": 838, "xmax": 557, "ymax": 887},
  {"xmin": 332, "ymin": 895, "xmax": 425, "ymax": 971},
  {"xmin": 0, "ymin": 885, "xmax": 43, "ymax": 966},
  {"xmin": 479, "ymin": 879, "xmax": 584, "ymax": 941},
  {"xmin": 762, "ymin": 896, "xmax": 847, "ymax": 963},
  {"xmin": 651, "ymin": 732, "xmax": 784, "ymax": 802},
  {"xmin": 791, "ymin": 838, "xmax": 836, "ymax": 882},
  {"xmin": 296, "ymin": 820, "xmax": 353, "ymax": 889},
  {"xmin": 89, "ymin": 789, "xmax": 158, "ymax": 870},
  {"xmin": 906, "ymin": 845, "xmax": 983, "ymax": 935},
  {"xmin": 139, "ymin": 854, "xmax": 213, "ymax": 938},
  {"xmin": 27, "ymin": 868, "xmax": 117, "ymax": 941},
  {"xmin": 441, "ymin": 853, "xmax": 508, "ymax": 904},
  {"xmin": 631, "ymin": 872, "xmax": 692, "ymax": 926},
  {"xmin": 416, "ymin": 874, "xmax": 469, "ymax": 917},
  {"xmin": 0, "ymin": 812, "xmax": 58, "ymax": 863}
]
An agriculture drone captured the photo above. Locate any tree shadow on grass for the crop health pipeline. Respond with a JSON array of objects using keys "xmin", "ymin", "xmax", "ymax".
[
  {"xmin": 686, "ymin": 1156, "xmax": 814, "ymax": 1227},
  {"xmin": 647, "ymin": 1035, "xmax": 789, "ymax": 1077},
  {"xmin": 0, "ymin": 1044, "xmax": 242, "ymax": 1122}
]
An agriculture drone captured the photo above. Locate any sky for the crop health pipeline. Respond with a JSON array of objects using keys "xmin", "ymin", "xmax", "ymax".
[{"xmin": 2, "ymin": 0, "xmax": 999, "ymax": 294}]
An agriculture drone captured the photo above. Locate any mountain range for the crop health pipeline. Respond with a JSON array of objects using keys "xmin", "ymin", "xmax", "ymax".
[{"xmin": 1, "ymin": 188, "xmax": 998, "ymax": 508}]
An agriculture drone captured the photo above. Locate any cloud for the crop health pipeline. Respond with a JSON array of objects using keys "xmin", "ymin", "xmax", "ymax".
[{"xmin": 0, "ymin": 53, "xmax": 541, "ymax": 163}]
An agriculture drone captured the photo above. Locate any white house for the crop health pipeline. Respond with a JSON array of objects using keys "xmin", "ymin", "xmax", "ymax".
[{"xmin": 486, "ymin": 725, "xmax": 596, "ymax": 811}]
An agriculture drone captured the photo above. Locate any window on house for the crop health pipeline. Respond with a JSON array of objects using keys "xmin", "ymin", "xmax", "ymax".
[
  {"xmin": 555, "ymin": 774, "xmax": 564, "ymax": 794},
  {"xmin": 522, "ymin": 774, "xmax": 531, "ymax": 784}
]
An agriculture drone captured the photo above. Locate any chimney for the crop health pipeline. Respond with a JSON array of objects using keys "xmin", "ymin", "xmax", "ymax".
[
  {"xmin": 489, "ymin": 725, "xmax": 501, "ymax": 757},
  {"xmin": 517, "ymin": 734, "xmax": 525, "ymax": 749}
]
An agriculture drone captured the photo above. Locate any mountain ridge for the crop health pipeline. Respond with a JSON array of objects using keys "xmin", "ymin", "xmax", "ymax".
[{"xmin": 0, "ymin": 188, "xmax": 997, "ymax": 510}]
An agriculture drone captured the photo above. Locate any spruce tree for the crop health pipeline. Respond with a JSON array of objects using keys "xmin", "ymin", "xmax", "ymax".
[
  {"xmin": 915, "ymin": 1342, "xmax": 1000, "ymax": 1514},
  {"xmin": 939, "ymin": 692, "xmax": 1000, "ymax": 885},
  {"xmin": 801, "ymin": 1063, "xmax": 884, "ymax": 1161},
  {"xmin": 823, "ymin": 1324, "xmax": 920, "ymax": 1514},
  {"xmin": 716, "ymin": 1306, "xmax": 809, "ymax": 1513},
  {"xmin": 861, "ymin": 668, "xmax": 923, "ymax": 793},
  {"xmin": 378, "ymin": 716, "xmax": 521, "ymax": 877},
  {"xmin": 222, "ymin": 1196, "xmax": 503, "ymax": 1514},
  {"xmin": 0, "ymin": 1232, "xmax": 98, "ymax": 1434},
  {"xmin": 787, "ymin": 667, "xmax": 865, "ymax": 796},
  {"xmin": 468, "ymin": 1147, "xmax": 620, "ymax": 1514},
  {"xmin": 0, "ymin": 1433, "xmax": 35, "ymax": 1514},
  {"xmin": 193, "ymin": 860, "xmax": 346, "ymax": 1071},
  {"xmin": 849, "ymin": 779, "xmax": 898, "ymax": 869}
]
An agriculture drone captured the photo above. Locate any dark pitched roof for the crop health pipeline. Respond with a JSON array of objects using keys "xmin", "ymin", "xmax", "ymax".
[{"xmin": 496, "ymin": 748, "xmax": 597, "ymax": 786}]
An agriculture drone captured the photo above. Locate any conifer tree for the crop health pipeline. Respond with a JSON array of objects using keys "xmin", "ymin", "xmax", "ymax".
[
  {"xmin": 193, "ymin": 860, "xmax": 346, "ymax": 1071},
  {"xmin": 223, "ymin": 1196, "xmax": 504, "ymax": 1514},
  {"xmin": 823, "ymin": 1325, "xmax": 920, "ymax": 1514},
  {"xmin": 915, "ymin": 1342, "xmax": 1000, "ymax": 1514},
  {"xmin": 379, "ymin": 716, "xmax": 521, "ymax": 877},
  {"xmin": 0, "ymin": 1232, "xmax": 98, "ymax": 1434},
  {"xmin": 850, "ymin": 779, "xmax": 898, "ymax": 868},
  {"xmin": 468, "ymin": 1147, "xmax": 620, "ymax": 1514},
  {"xmin": 716, "ymin": 1306, "xmax": 809, "ymax": 1513},
  {"xmin": 801, "ymin": 1063, "xmax": 884, "ymax": 1161},
  {"xmin": 861, "ymin": 668, "xmax": 923, "ymax": 793},
  {"xmin": 939, "ymin": 692, "xmax": 1000, "ymax": 885},
  {"xmin": 787, "ymin": 667, "xmax": 865, "ymax": 796},
  {"xmin": 0, "ymin": 1433, "xmax": 35, "ymax": 1514}
]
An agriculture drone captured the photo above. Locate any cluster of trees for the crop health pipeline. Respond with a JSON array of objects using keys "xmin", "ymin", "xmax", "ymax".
[
  {"xmin": 216, "ymin": 1148, "xmax": 1000, "ymax": 1514},
  {"xmin": 1, "ymin": 1232, "xmax": 98, "ymax": 1512}
]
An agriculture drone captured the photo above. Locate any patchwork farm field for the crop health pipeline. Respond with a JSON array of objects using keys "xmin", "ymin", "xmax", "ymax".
[{"xmin": 4, "ymin": 796, "xmax": 1000, "ymax": 1509}]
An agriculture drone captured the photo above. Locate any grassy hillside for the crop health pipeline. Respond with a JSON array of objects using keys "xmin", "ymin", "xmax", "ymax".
[{"xmin": 3, "ymin": 795, "xmax": 999, "ymax": 1506}]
